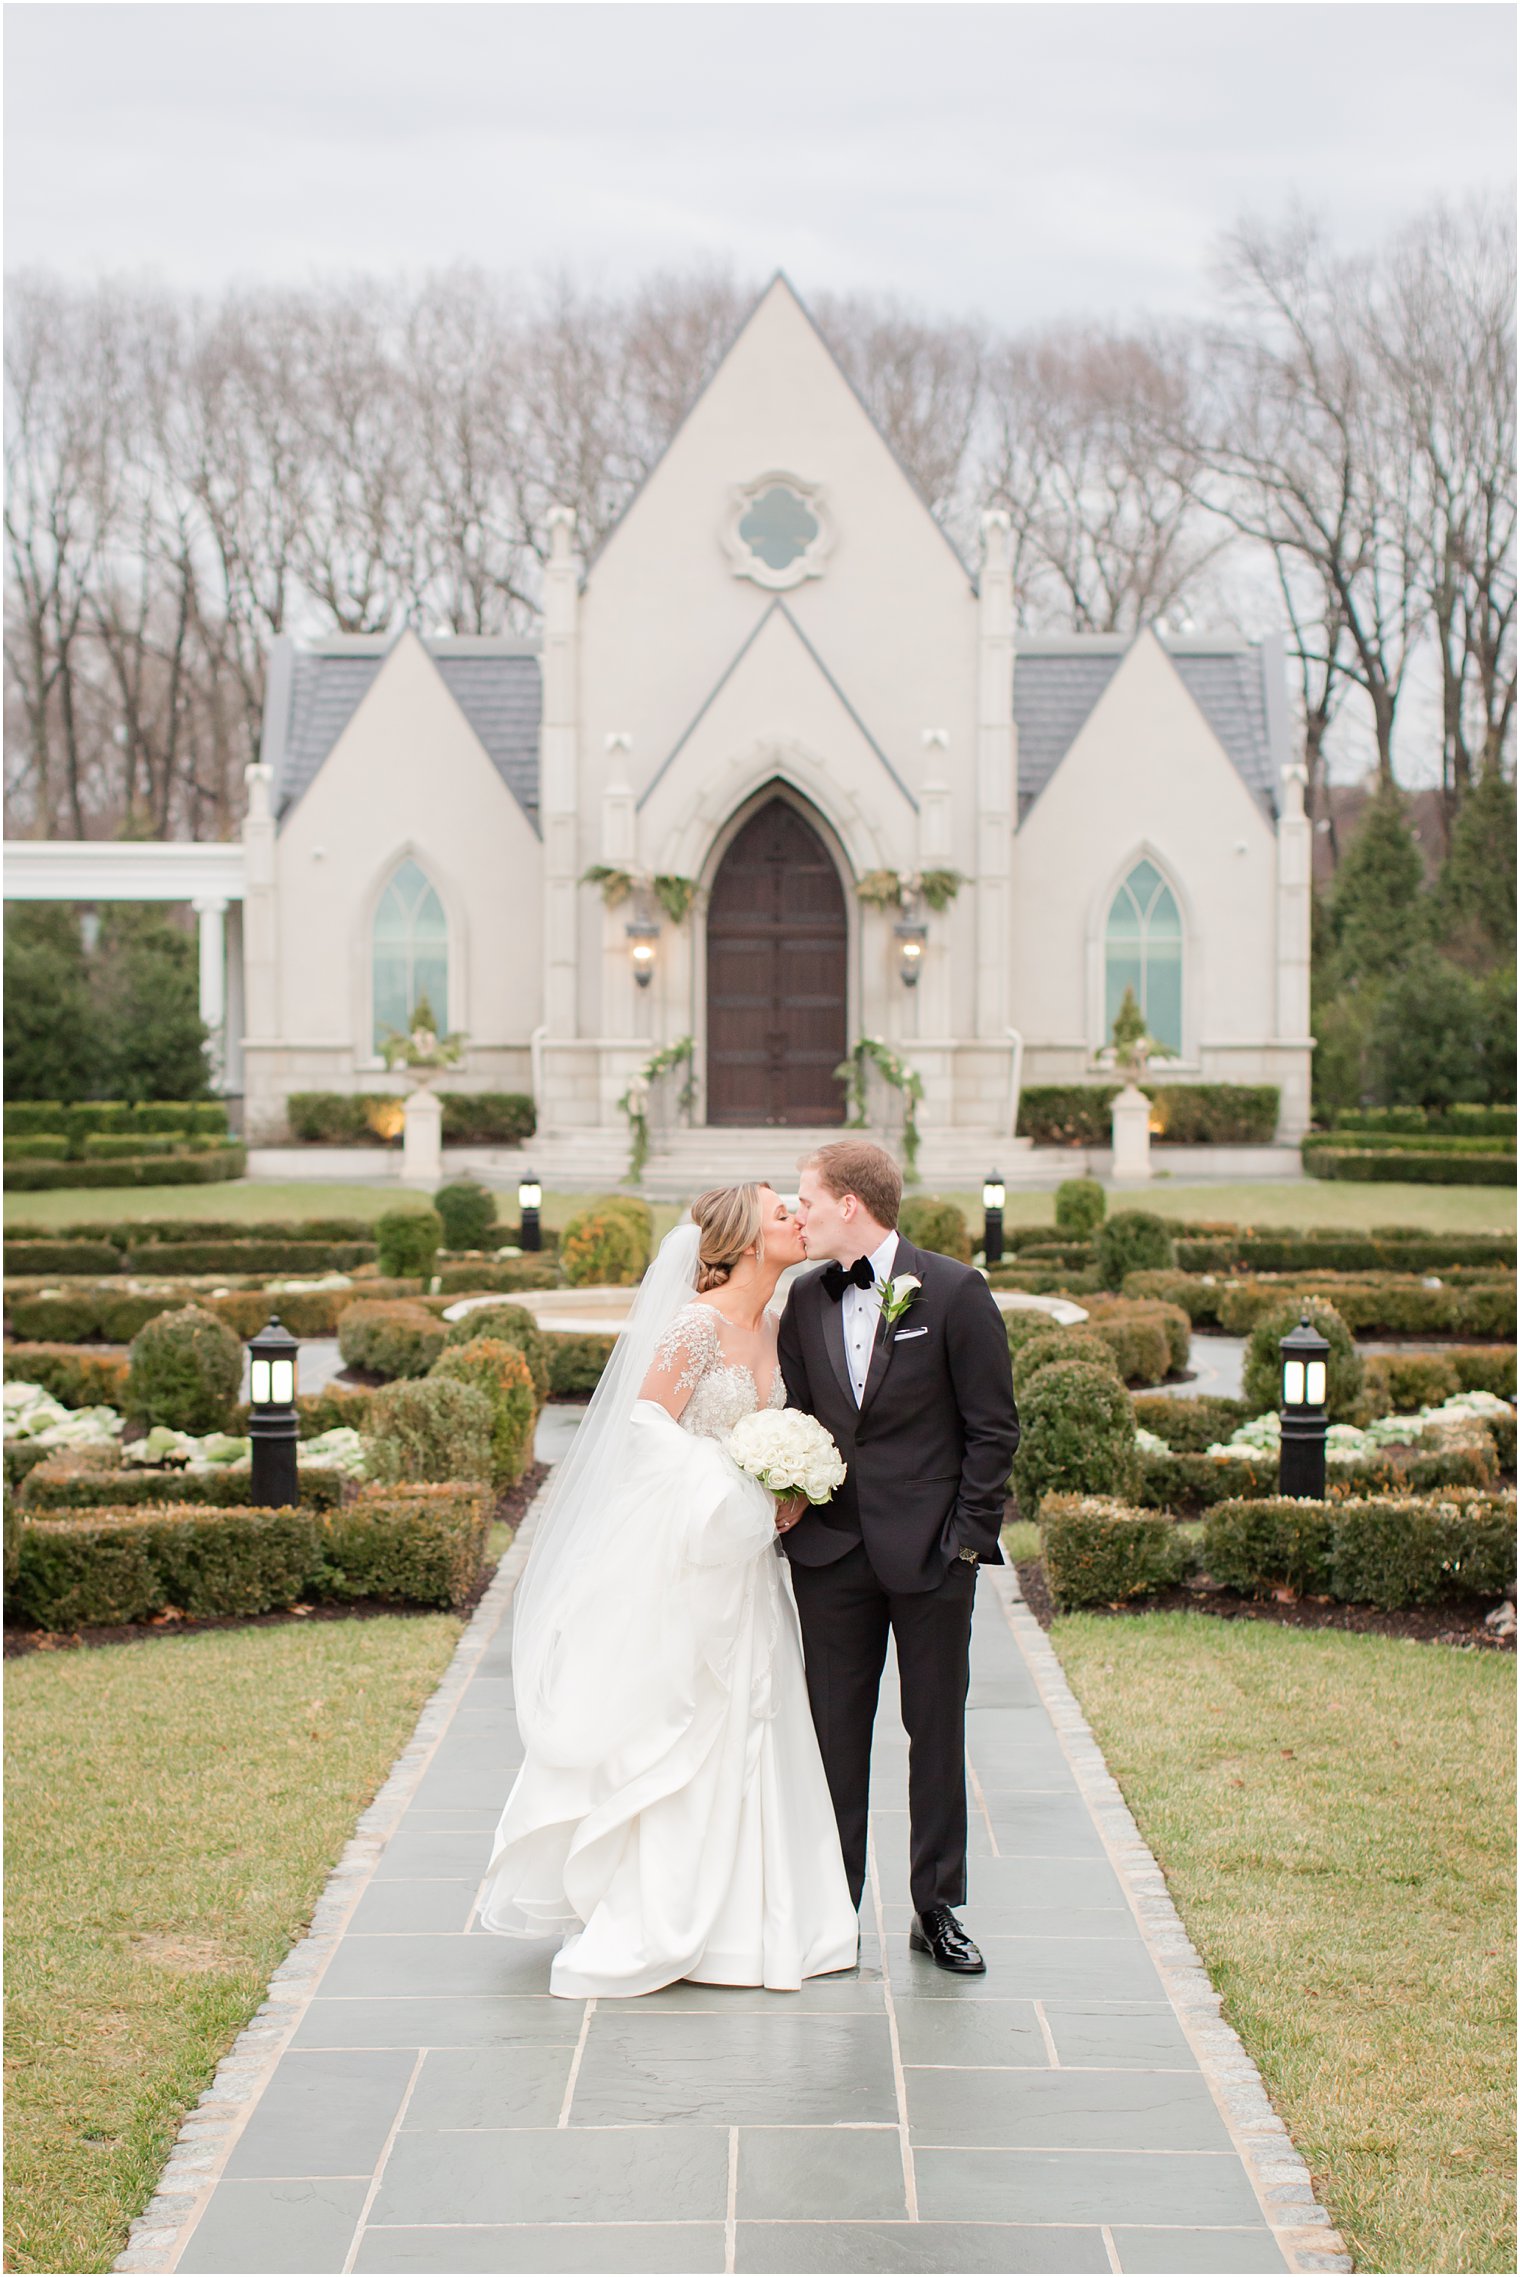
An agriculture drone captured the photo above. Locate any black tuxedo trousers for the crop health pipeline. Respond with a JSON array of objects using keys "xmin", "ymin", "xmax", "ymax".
[{"xmin": 777, "ymin": 1243, "xmax": 1020, "ymax": 1913}]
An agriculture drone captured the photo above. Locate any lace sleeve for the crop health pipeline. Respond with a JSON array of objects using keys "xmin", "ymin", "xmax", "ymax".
[{"xmin": 640, "ymin": 1305, "xmax": 722, "ymax": 1420}]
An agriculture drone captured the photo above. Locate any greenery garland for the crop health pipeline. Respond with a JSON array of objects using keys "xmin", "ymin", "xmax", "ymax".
[
  {"xmin": 852, "ymin": 868, "xmax": 966, "ymax": 915},
  {"xmin": 833, "ymin": 1035, "xmax": 926, "ymax": 1180},
  {"xmin": 618, "ymin": 1034, "xmax": 696, "ymax": 1182},
  {"xmin": 582, "ymin": 867, "xmax": 699, "ymax": 924}
]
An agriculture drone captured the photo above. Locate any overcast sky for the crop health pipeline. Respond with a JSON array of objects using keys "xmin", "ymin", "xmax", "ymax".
[{"xmin": 5, "ymin": 1, "xmax": 1514, "ymax": 327}]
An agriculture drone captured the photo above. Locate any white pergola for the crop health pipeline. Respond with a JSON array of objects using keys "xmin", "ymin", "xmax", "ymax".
[{"xmin": 2, "ymin": 839, "xmax": 248, "ymax": 1092}]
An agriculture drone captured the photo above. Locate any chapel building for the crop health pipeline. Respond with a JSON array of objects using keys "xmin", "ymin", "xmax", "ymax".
[{"xmin": 240, "ymin": 274, "xmax": 1313, "ymax": 1176}]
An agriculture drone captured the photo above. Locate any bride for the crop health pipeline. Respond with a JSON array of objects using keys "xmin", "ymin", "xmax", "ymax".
[{"xmin": 479, "ymin": 1182, "xmax": 860, "ymax": 1998}]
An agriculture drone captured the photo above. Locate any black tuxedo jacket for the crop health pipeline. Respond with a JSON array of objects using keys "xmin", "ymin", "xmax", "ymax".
[{"xmin": 776, "ymin": 1238, "xmax": 1020, "ymax": 1595}]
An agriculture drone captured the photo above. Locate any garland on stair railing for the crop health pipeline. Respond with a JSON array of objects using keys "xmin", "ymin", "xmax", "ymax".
[
  {"xmin": 618, "ymin": 1035, "xmax": 697, "ymax": 1183},
  {"xmin": 834, "ymin": 1036, "xmax": 926, "ymax": 1181}
]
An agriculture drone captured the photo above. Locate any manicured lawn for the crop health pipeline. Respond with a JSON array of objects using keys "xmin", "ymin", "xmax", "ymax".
[
  {"xmin": 5, "ymin": 1174, "xmax": 1512, "ymax": 1238},
  {"xmin": 948, "ymin": 1179, "xmax": 1513, "ymax": 1235},
  {"xmin": 1051, "ymin": 1614, "xmax": 1516, "ymax": 2274},
  {"xmin": 3, "ymin": 1182, "xmax": 685, "ymax": 1242},
  {"xmin": 4, "ymin": 1616, "xmax": 462, "ymax": 2275}
]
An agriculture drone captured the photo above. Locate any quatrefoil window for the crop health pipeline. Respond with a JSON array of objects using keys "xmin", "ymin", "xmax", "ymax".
[{"xmin": 724, "ymin": 473, "xmax": 832, "ymax": 590}]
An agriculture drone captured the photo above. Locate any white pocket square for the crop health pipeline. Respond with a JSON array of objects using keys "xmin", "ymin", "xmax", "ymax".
[{"xmin": 894, "ymin": 1326, "xmax": 928, "ymax": 1341}]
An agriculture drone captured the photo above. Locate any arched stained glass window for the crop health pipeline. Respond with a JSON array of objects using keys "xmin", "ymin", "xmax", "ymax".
[
  {"xmin": 373, "ymin": 858, "xmax": 448, "ymax": 1051},
  {"xmin": 1105, "ymin": 858, "xmax": 1182, "ymax": 1056}
]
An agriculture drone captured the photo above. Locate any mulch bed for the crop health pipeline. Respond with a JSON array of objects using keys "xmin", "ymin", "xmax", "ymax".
[
  {"xmin": 3, "ymin": 1462, "xmax": 550, "ymax": 1660},
  {"xmin": 1015, "ymin": 1558, "xmax": 1516, "ymax": 1652}
]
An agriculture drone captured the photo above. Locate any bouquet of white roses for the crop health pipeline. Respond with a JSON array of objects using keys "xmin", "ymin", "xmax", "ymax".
[{"xmin": 725, "ymin": 1409, "xmax": 846, "ymax": 1506}]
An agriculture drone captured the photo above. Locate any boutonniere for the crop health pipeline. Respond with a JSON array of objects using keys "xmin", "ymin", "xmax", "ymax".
[{"xmin": 879, "ymin": 1273, "xmax": 922, "ymax": 1330}]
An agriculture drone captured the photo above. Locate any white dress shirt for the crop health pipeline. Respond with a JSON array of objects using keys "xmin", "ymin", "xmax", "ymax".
[{"xmin": 841, "ymin": 1229, "xmax": 901, "ymax": 1406}]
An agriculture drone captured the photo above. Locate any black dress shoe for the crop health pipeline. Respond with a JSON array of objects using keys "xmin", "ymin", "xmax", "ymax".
[{"xmin": 909, "ymin": 1906, "xmax": 986, "ymax": 1974}]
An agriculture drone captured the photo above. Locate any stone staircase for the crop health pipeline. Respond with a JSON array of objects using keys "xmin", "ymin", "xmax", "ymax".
[{"xmin": 450, "ymin": 1123, "xmax": 1054, "ymax": 1199}]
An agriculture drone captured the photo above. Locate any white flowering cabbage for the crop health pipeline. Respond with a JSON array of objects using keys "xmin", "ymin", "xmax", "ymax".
[{"xmin": 726, "ymin": 1409, "xmax": 847, "ymax": 1506}]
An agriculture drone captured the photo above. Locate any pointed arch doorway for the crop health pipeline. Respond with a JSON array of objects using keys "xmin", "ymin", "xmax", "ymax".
[{"xmin": 705, "ymin": 797, "xmax": 848, "ymax": 1126}]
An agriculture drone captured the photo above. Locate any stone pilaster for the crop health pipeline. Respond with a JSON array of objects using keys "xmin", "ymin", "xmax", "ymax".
[
  {"xmin": 976, "ymin": 509, "xmax": 1014, "ymax": 1038},
  {"xmin": 541, "ymin": 507, "xmax": 581, "ymax": 1040}
]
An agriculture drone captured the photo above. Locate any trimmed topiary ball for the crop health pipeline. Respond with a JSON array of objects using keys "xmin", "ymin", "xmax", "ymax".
[
  {"xmin": 126, "ymin": 1303, "xmax": 244, "ymax": 1432},
  {"xmin": 375, "ymin": 1207, "xmax": 444, "ymax": 1280},
  {"xmin": 432, "ymin": 1338, "xmax": 537, "ymax": 1489},
  {"xmin": 899, "ymin": 1197, "xmax": 973, "ymax": 1264},
  {"xmin": 1054, "ymin": 1178, "xmax": 1106, "ymax": 1238},
  {"xmin": 362, "ymin": 1376, "xmax": 494, "ymax": 1485},
  {"xmin": 1241, "ymin": 1297, "xmax": 1364, "ymax": 1424},
  {"xmin": 1012, "ymin": 1359, "xmax": 1140, "ymax": 1520},
  {"xmin": 1011, "ymin": 1330, "xmax": 1122, "ymax": 1399},
  {"xmin": 443, "ymin": 1302, "xmax": 550, "ymax": 1405},
  {"xmin": 1095, "ymin": 1210, "xmax": 1177, "ymax": 1291},
  {"xmin": 434, "ymin": 1180, "xmax": 497, "ymax": 1252},
  {"xmin": 562, "ymin": 1200, "xmax": 650, "ymax": 1286}
]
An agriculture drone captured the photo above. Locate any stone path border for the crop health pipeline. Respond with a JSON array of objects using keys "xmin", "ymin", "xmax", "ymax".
[
  {"xmin": 112, "ymin": 1502, "xmax": 1352, "ymax": 2276},
  {"xmin": 987, "ymin": 1572, "xmax": 1350, "ymax": 2274},
  {"xmin": 112, "ymin": 1504, "xmax": 541, "ymax": 2274}
]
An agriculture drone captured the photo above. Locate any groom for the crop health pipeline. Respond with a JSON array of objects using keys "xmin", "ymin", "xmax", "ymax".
[{"xmin": 777, "ymin": 1139, "xmax": 1019, "ymax": 1974}]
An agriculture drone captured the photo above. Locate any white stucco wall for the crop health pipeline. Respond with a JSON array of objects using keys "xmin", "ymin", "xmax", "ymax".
[
  {"xmin": 1011, "ymin": 632, "xmax": 1280, "ymax": 1078},
  {"xmin": 576, "ymin": 276, "xmax": 982, "ymax": 1045},
  {"xmin": 251, "ymin": 631, "xmax": 542, "ymax": 1129}
]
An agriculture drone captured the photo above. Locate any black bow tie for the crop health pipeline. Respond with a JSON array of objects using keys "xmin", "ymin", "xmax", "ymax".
[{"xmin": 822, "ymin": 1256, "xmax": 877, "ymax": 1301}]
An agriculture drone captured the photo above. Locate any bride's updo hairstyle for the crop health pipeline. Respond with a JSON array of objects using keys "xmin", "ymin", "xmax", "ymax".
[{"xmin": 690, "ymin": 1183, "xmax": 766, "ymax": 1293}]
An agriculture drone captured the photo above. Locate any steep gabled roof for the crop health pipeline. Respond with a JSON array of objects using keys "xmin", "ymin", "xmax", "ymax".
[
  {"xmin": 583, "ymin": 271, "xmax": 972, "ymax": 586},
  {"xmin": 262, "ymin": 633, "xmax": 543, "ymax": 830},
  {"xmin": 1015, "ymin": 634, "xmax": 1283, "ymax": 822}
]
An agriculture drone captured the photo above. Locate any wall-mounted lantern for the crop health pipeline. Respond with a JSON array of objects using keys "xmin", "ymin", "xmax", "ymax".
[
  {"xmin": 626, "ymin": 921, "xmax": 660, "ymax": 989},
  {"xmin": 1278, "ymin": 1311, "xmax": 1330, "ymax": 1499},
  {"xmin": 895, "ymin": 921, "xmax": 927, "ymax": 988}
]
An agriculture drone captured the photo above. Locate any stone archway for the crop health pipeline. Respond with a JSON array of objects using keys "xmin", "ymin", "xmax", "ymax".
[{"xmin": 705, "ymin": 797, "xmax": 848, "ymax": 1126}]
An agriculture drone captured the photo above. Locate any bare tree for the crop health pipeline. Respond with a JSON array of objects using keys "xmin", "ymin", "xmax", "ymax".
[
  {"xmin": 982, "ymin": 322, "xmax": 1224, "ymax": 633},
  {"xmin": 811, "ymin": 290, "xmax": 984, "ymax": 530},
  {"xmin": 1197, "ymin": 212, "xmax": 1425, "ymax": 793},
  {"xmin": 1373, "ymin": 196, "xmax": 1516, "ymax": 814},
  {"xmin": 4, "ymin": 277, "xmax": 122, "ymax": 834}
]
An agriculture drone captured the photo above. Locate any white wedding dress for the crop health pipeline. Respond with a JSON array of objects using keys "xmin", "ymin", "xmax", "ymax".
[{"xmin": 479, "ymin": 1279, "xmax": 860, "ymax": 2000}]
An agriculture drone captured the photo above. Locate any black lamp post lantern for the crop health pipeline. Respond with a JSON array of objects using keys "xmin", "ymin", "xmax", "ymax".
[
  {"xmin": 1278, "ymin": 1311, "xmax": 1330, "ymax": 1500},
  {"xmin": 518, "ymin": 1174, "xmax": 543, "ymax": 1253},
  {"xmin": 982, "ymin": 1172, "xmax": 1006, "ymax": 1268},
  {"xmin": 248, "ymin": 1314, "xmax": 300, "ymax": 1508}
]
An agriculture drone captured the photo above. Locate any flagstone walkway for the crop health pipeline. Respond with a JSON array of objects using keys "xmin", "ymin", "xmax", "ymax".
[{"xmin": 118, "ymin": 1511, "xmax": 1347, "ymax": 2277}]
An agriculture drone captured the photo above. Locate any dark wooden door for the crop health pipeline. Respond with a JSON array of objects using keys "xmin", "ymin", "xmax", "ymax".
[{"xmin": 706, "ymin": 800, "xmax": 848, "ymax": 1126}]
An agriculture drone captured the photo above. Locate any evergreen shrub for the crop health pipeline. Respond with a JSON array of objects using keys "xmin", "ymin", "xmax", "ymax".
[
  {"xmin": 544, "ymin": 1331, "xmax": 618, "ymax": 1396},
  {"xmin": 443, "ymin": 1304, "xmax": 551, "ymax": 1405},
  {"xmin": 1129, "ymin": 1392, "xmax": 1252, "ymax": 1451},
  {"xmin": 1012, "ymin": 1361, "xmax": 1139, "ymax": 1520},
  {"xmin": 375, "ymin": 1208, "xmax": 443, "ymax": 1280},
  {"xmin": 126, "ymin": 1305, "xmax": 244, "ymax": 1432},
  {"xmin": 1039, "ymin": 1495, "xmax": 1192, "ymax": 1609},
  {"xmin": 433, "ymin": 1258, "xmax": 559, "ymax": 1295},
  {"xmin": 432, "ymin": 1339, "xmax": 537, "ymax": 1488},
  {"xmin": 362, "ymin": 1376, "xmax": 494, "ymax": 1485},
  {"xmin": 562, "ymin": 1197, "xmax": 651, "ymax": 1286},
  {"xmin": 1011, "ymin": 1331, "xmax": 1122, "ymax": 1398},
  {"xmin": 1054, "ymin": 1178, "xmax": 1106, "ymax": 1237},
  {"xmin": 1096, "ymin": 1211, "xmax": 1177, "ymax": 1291},
  {"xmin": 435, "ymin": 1180, "xmax": 497, "ymax": 1252},
  {"xmin": 2, "ymin": 1344, "xmax": 132, "ymax": 1409},
  {"xmin": 337, "ymin": 1300, "xmax": 446, "ymax": 1380},
  {"xmin": 898, "ymin": 1196, "xmax": 972, "ymax": 1263},
  {"xmin": 315, "ymin": 1483, "xmax": 492, "ymax": 1610},
  {"xmin": 1240, "ymin": 1298, "xmax": 1363, "ymax": 1422}
]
